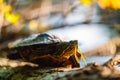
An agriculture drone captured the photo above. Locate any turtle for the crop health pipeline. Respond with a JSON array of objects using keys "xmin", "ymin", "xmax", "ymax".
[{"xmin": 8, "ymin": 33, "xmax": 81, "ymax": 68}]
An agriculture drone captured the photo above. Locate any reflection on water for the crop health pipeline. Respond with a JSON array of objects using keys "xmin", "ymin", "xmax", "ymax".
[
  {"xmin": 80, "ymin": 56, "xmax": 113, "ymax": 68},
  {"xmin": 48, "ymin": 24, "xmax": 118, "ymax": 52}
]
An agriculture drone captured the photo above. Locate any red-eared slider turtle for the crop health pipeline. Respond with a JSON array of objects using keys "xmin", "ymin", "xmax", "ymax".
[{"xmin": 8, "ymin": 33, "xmax": 81, "ymax": 68}]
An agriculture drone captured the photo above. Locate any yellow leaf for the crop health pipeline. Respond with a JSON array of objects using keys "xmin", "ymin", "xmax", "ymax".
[
  {"xmin": 80, "ymin": 0, "xmax": 93, "ymax": 6},
  {"xmin": 110, "ymin": 0, "xmax": 120, "ymax": 10},
  {"xmin": 4, "ymin": 12, "xmax": 20, "ymax": 24},
  {"xmin": 98, "ymin": 0, "xmax": 120, "ymax": 10},
  {"xmin": 4, "ymin": 5, "xmax": 12, "ymax": 12},
  {"xmin": 0, "ymin": 0, "xmax": 3, "ymax": 4},
  {"xmin": 1, "ymin": 1, "xmax": 20, "ymax": 24},
  {"xmin": 98, "ymin": 0, "xmax": 111, "ymax": 9}
]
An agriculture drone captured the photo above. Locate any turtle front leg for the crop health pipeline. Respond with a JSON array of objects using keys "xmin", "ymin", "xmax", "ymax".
[{"xmin": 69, "ymin": 52, "xmax": 81, "ymax": 68}]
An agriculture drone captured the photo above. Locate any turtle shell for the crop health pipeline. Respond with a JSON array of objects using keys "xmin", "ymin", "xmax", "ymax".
[
  {"xmin": 8, "ymin": 33, "xmax": 80, "ymax": 68},
  {"xmin": 14, "ymin": 33, "xmax": 64, "ymax": 47}
]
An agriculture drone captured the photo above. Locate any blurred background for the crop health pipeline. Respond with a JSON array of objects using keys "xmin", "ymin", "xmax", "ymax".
[{"xmin": 0, "ymin": 0, "xmax": 120, "ymax": 68}]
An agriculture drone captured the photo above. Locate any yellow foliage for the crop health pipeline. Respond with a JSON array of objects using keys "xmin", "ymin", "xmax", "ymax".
[
  {"xmin": 4, "ymin": 12, "xmax": 20, "ymax": 24},
  {"xmin": 98, "ymin": 0, "xmax": 120, "ymax": 10},
  {"xmin": 80, "ymin": 0, "xmax": 120, "ymax": 10},
  {"xmin": 110, "ymin": 0, "xmax": 120, "ymax": 10},
  {"xmin": 4, "ymin": 4, "xmax": 20, "ymax": 24},
  {"xmin": 0, "ymin": 0, "xmax": 3, "ymax": 4},
  {"xmin": 4, "ymin": 5, "xmax": 12, "ymax": 12},
  {"xmin": 0, "ymin": 0, "xmax": 5, "ymax": 12},
  {"xmin": 0, "ymin": 0, "xmax": 21, "ymax": 24},
  {"xmin": 80, "ymin": 0, "xmax": 93, "ymax": 6},
  {"xmin": 98, "ymin": 0, "xmax": 110, "ymax": 9}
]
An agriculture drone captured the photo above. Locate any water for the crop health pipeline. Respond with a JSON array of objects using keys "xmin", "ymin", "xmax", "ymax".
[
  {"xmin": 46, "ymin": 1, "xmax": 118, "ymax": 52},
  {"xmin": 80, "ymin": 56, "xmax": 113, "ymax": 68},
  {"xmin": 48, "ymin": 24, "xmax": 118, "ymax": 52},
  {"xmin": 80, "ymin": 56, "xmax": 120, "ymax": 70},
  {"xmin": 46, "ymin": 2, "xmax": 119, "ymax": 69}
]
